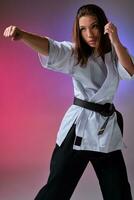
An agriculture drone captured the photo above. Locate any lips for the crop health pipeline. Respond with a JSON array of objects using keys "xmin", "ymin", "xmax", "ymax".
[
  {"xmin": 87, "ymin": 39, "xmax": 97, "ymax": 46},
  {"xmin": 88, "ymin": 40, "xmax": 96, "ymax": 44}
]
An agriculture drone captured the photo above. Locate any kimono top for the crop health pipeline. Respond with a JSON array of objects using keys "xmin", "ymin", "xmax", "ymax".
[{"xmin": 39, "ymin": 38, "xmax": 134, "ymax": 153}]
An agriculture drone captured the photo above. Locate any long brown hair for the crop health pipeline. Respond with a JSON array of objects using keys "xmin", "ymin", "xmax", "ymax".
[{"xmin": 72, "ymin": 4, "xmax": 111, "ymax": 66}]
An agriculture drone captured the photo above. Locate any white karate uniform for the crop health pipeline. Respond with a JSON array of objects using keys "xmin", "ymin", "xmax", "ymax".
[{"xmin": 39, "ymin": 38, "xmax": 134, "ymax": 153}]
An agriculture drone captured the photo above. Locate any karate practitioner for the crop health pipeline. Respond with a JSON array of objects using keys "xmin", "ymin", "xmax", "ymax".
[{"xmin": 3, "ymin": 4, "xmax": 134, "ymax": 200}]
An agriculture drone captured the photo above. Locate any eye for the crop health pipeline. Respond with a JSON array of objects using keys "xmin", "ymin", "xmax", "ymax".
[
  {"xmin": 80, "ymin": 27, "xmax": 86, "ymax": 32},
  {"xmin": 92, "ymin": 24, "xmax": 99, "ymax": 29}
]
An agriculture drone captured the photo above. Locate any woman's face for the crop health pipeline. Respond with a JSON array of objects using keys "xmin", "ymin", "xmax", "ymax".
[{"xmin": 79, "ymin": 15, "xmax": 101, "ymax": 48}]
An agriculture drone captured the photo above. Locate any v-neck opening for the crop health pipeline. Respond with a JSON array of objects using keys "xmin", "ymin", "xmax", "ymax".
[{"xmin": 90, "ymin": 52, "xmax": 111, "ymax": 102}]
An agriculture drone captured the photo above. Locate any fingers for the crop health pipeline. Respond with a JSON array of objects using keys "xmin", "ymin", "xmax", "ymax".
[
  {"xmin": 104, "ymin": 22, "xmax": 117, "ymax": 35},
  {"xmin": 4, "ymin": 26, "xmax": 16, "ymax": 38},
  {"xmin": 3, "ymin": 26, "xmax": 22, "ymax": 40},
  {"xmin": 104, "ymin": 22, "xmax": 120, "ymax": 45}
]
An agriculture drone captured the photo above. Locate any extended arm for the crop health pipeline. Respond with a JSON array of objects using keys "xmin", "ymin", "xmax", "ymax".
[{"xmin": 3, "ymin": 26, "xmax": 49, "ymax": 56}]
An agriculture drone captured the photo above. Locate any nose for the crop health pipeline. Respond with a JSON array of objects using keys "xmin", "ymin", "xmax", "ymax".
[{"xmin": 86, "ymin": 28, "xmax": 93, "ymax": 37}]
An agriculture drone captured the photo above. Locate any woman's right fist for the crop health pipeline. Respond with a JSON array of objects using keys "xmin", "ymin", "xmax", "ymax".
[{"xmin": 3, "ymin": 26, "xmax": 23, "ymax": 40}]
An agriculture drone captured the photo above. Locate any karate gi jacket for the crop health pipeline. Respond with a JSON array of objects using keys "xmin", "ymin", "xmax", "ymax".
[{"xmin": 39, "ymin": 38, "xmax": 134, "ymax": 153}]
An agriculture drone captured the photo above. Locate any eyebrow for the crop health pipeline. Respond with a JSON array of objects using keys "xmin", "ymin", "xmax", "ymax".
[{"xmin": 79, "ymin": 21, "xmax": 98, "ymax": 28}]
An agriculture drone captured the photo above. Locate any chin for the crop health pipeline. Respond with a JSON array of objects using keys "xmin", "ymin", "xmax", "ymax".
[
  {"xmin": 90, "ymin": 45, "xmax": 96, "ymax": 47},
  {"xmin": 88, "ymin": 44, "xmax": 96, "ymax": 48}
]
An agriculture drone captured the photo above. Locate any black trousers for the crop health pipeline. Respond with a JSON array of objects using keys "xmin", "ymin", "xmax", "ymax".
[{"xmin": 34, "ymin": 124, "xmax": 132, "ymax": 200}]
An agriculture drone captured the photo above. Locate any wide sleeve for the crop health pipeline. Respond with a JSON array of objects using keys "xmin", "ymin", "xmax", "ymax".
[
  {"xmin": 114, "ymin": 49, "xmax": 134, "ymax": 80},
  {"xmin": 38, "ymin": 38, "xmax": 75, "ymax": 75}
]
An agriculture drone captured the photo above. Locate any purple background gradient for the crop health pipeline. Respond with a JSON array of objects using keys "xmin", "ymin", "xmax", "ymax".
[{"xmin": 1, "ymin": 0, "xmax": 134, "ymax": 199}]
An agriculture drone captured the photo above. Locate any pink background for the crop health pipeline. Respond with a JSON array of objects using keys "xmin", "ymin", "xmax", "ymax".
[{"xmin": 1, "ymin": 0, "xmax": 134, "ymax": 199}]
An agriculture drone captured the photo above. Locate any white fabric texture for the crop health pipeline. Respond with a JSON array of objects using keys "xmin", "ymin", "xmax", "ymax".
[{"xmin": 39, "ymin": 38, "xmax": 134, "ymax": 153}]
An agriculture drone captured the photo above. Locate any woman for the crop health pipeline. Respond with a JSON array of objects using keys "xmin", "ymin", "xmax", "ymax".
[{"xmin": 3, "ymin": 4, "xmax": 134, "ymax": 200}]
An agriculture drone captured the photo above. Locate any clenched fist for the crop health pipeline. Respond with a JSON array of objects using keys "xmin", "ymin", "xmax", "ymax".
[{"xmin": 3, "ymin": 25, "xmax": 23, "ymax": 40}]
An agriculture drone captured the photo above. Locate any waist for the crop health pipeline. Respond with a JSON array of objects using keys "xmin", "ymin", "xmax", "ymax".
[{"xmin": 73, "ymin": 97, "xmax": 116, "ymax": 117}]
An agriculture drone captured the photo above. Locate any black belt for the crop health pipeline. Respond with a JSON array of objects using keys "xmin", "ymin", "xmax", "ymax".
[{"xmin": 73, "ymin": 97, "xmax": 116, "ymax": 135}]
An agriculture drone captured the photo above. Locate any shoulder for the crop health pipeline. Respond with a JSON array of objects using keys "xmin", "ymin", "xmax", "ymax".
[{"xmin": 48, "ymin": 38, "xmax": 75, "ymax": 52}]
